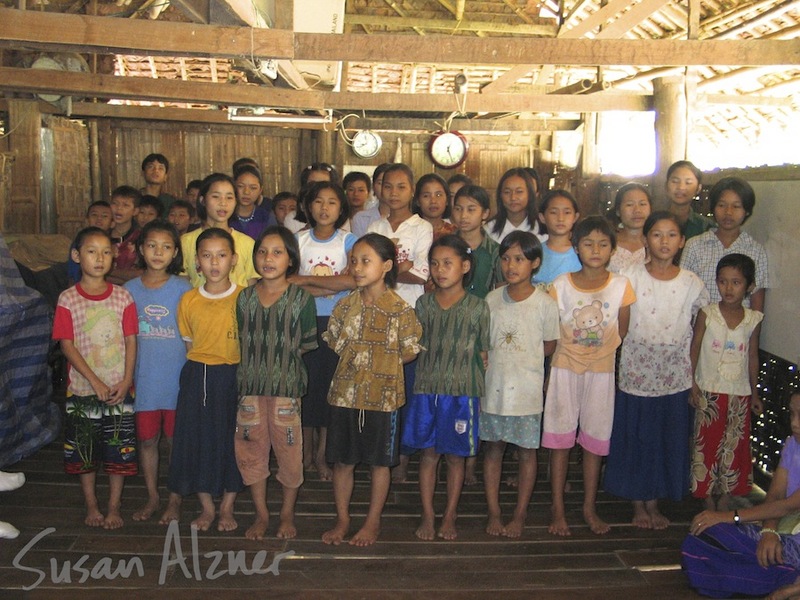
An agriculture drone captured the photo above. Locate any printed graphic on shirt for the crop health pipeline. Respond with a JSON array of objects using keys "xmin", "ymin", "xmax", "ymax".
[
  {"xmin": 85, "ymin": 305, "xmax": 124, "ymax": 369},
  {"xmin": 138, "ymin": 303, "xmax": 179, "ymax": 339},
  {"xmin": 570, "ymin": 299, "xmax": 607, "ymax": 347}
]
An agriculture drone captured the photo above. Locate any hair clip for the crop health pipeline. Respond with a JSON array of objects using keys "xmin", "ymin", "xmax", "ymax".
[{"xmin": 466, "ymin": 247, "xmax": 472, "ymax": 255}]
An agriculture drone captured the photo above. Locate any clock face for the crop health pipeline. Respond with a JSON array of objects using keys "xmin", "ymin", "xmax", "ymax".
[
  {"xmin": 429, "ymin": 131, "xmax": 468, "ymax": 169},
  {"xmin": 352, "ymin": 130, "xmax": 382, "ymax": 159}
]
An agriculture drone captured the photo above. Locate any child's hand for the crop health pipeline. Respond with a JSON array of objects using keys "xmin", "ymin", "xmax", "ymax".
[
  {"xmin": 757, "ymin": 530, "xmax": 784, "ymax": 567},
  {"xmin": 751, "ymin": 393, "xmax": 764, "ymax": 416},
  {"xmin": 90, "ymin": 378, "xmax": 112, "ymax": 402},
  {"xmin": 689, "ymin": 384, "xmax": 703, "ymax": 409},
  {"xmin": 106, "ymin": 380, "xmax": 131, "ymax": 406},
  {"xmin": 397, "ymin": 260, "xmax": 413, "ymax": 274}
]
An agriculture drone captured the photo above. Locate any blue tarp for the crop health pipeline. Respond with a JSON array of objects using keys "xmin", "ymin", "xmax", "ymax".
[{"xmin": 0, "ymin": 234, "xmax": 60, "ymax": 467}]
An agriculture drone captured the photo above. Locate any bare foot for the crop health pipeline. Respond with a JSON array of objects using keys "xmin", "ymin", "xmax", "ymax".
[
  {"xmin": 438, "ymin": 514, "xmax": 458, "ymax": 540},
  {"xmin": 103, "ymin": 508, "xmax": 124, "ymax": 530},
  {"xmin": 85, "ymin": 508, "xmax": 105, "ymax": 528},
  {"xmin": 504, "ymin": 475, "xmax": 519, "ymax": 488},
  {"xmin": 350, "ymin": 522, "xmax": 380, "ymax": 546},
  {"xmin": 415, "ymin": 515, "xmax": 436, "ymax": 541},
  {"xmin": 315, "ymin": 458, "xmax": 333, "ymax": 482},
  {"xmin": 246, "ymin": 517, "xmax": 269, "ymax": 541},
  {"xmin": 191, "ymin": 508, "xmax": 216, "ymax": 531},
  {"xmin": 159, "ymin": 496, "xmax": 181, "ymax": 525},
  {"xmin": 646, "ymin": 502, "xmax": 670, "ymax": 530},
  {"xmin": 217, "ymin": 512, "xmax": 238, "ymax": 532},
  {"xmin": 276, "ymin": 517, "xmax": 297, "ymax": 539},
  {"xmin": 632, "ymin": 502, "xmax": 653, "ymax": 529},
  {"xmin": 486, "ymin": 513, "xmax": 505, "ymax": 536},
  {"xmin": 548, "ymin": 514, "xmax": 571, "ymax": 537},
  {"xmin": 503, "ymin": 515, "xmax": 525, "ymax": 538},
  {"xmin": 584, "ymin": 508, "xmax": 610, "ymax": 535},
  {"xmin": 768, "ymin": 582, "xmax": 800, "ymax": 600},
  {"xmin": 132, "ymin": 498, "xmax": 160, "ymax": 522},
  {"xmin": 322, "ymin": 518, "xmax": 350, "ymax": 545}
]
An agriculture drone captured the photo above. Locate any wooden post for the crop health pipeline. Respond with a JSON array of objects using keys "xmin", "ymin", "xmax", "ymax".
[
  {"xmin": 652, "ymin": 76, "xmax": 687, "ymax": 209},
  {"xmin": 581, "ymin": 112, "xmax": 600, "ymax": 176},
  {"xmin": 6, "ymin": 99, "xmax": 41, "ymax": 233}
]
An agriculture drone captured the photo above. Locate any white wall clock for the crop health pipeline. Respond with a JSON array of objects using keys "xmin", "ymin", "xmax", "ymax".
[
  {"xmin": 352, "ymin": 130, "xmax": 383, "ymax": 159},
  {"xmin": 428, "ymin": 131, "xmax": 469, "ymax": 169}
]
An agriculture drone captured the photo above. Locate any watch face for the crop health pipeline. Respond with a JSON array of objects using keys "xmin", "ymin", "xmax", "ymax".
[
  {"xmin": 352, "ymin": 130, "xmax": 382, "ymax": 159},
  {"xmin": 429, "ymin": 131, "xmax": 468, "ymax": 169}
]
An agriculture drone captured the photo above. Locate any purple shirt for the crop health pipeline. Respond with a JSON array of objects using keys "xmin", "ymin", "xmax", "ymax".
[{"xmin": 230, "ymin": 206, "xmax": 277, "ymax": 240}]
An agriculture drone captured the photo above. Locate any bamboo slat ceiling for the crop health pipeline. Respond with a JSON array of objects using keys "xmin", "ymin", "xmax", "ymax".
[{"xmin": 2, "ymin": 0, "xmax": 799, "ymax": 148}]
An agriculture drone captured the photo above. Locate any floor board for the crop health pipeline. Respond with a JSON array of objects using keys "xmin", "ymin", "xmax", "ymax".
[{"xmin": 1, "ymin": 421, "xmax": 707, "ymax": 598}]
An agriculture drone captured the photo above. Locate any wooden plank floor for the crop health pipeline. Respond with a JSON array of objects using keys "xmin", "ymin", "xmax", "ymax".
[{"xmin": 1, "ymin": 423, "xmax": 708, "ymax": 599}]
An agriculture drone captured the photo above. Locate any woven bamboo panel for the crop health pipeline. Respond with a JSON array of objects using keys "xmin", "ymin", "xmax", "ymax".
[{"xmin": 50, "ymin": 117, "xmax": 91, "ymax": 240}]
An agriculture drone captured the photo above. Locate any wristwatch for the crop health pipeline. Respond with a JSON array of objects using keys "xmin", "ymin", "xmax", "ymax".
[{"xmin": 733, "ymin": 509, "xmax": 741, "ymax": 525}]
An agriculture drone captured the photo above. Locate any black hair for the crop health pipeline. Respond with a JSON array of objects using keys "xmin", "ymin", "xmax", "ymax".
[
  {"xmin": 354, "ymin": 233, "xmax": 398, "ymax": 288},
  {"xmin": 522, "ymin": 167, "xmax": 543, "ymax": 196},
  {"xmin": 447, "ymin": 173, "xmax": 473, "ymax": 188},
  {"xmin": 666, "ymin": 160, "xmax": 702, "ymax": 185},
  {"xmin": 643, "ymin": 210, "xmax": 682, "ymax": 237},
  {"xmin": 382, "ymin": 163, "xmax": 415, "ymax": 189},
  {"xmin": 300, "ymin": 162, "xmax": 339, "ymax": 187},
  {"xmin": 429, "ymin": 234, "xmax": 474, "ymax": 287},
  {"xmin": 86, "ymin": 200, "xmax": 111, "ymax": 216},
  {"xmin": 573, "ymin": 216, "xmax": 617, "ymax": 251},
  {"xmin": 73, "ymin": 226, "xmax": 112, "ymax": 251},
  {"xmin": 111, "ymin": 185, "xmax": 142, "ymax": 207},
  {"xmin": 716, "ymin": 253, "xmax": 756, "ymax": 288},
  {"xmin": 186, "ymin": 179, "xmax": 203, "ymax": 193},
  {"xmin": 454, "ymin": 184, "xmax": 491, "ymax": 211},
  {"xmin": 272, "ymin": 191, "xmax": 298, "ymax": 212},
  {"xmin": 499, "ymin": 230, "xmax": 543, "ymax": 268},
  {"xmin": 232, "ymin": 157, "xmax": 259, "ymax": 176},
  {"xmin": 135, "ymin": 219, "xmax": 184, "ymax": 274},
  {"xmin": 301, "ymin": 182, "xmax": 349, "ymax": 230},
  {"xmin": 372, "ymin": 163, "xmax": 392, "ymax": 187},
  {"xmin": 196, "ymin": 227, "xmax": 235, "ymax": 254},
  {"xmin": 253, "ymin": 225, "xmax": 301, "ymax": 277},
  {"xmin": 139, "ymin": 195, "xmax": 165, "ymax": 218},
  {"xmin": 539, "ymin": 188, "xmax": 579, "ymax": 213},
  {"xmin": 233, "ymin": 164, "xmax": 263, "ymax": 187},
  {"xmin": 613, "ymin": 182, "xmax": 651, "ymax": 216},
  {"xmin": 414, "ymin": 173, "xmax": 451, "ymax": 219},
  {"xmin": 490, "ymin": 168, "xmax": 538, "ymax": 237},
  {"xmin": 169, "ymin": 199, "xmax": 196, "ymax": 219},
  {"xmin": 708, "ymin": 177, "xmax": 756, "ymax": 224},
  {"xmin": 141, "ymin": 153, "xmax": 169, "ymax": 173},
  {"xmin": 343, "ymin": 171, "xmax": 372, "ymax": 192}
]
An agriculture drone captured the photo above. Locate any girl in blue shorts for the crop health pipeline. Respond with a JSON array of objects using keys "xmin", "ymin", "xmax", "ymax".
[{"xmin": 403, "ymin": 235, "xmax": 489, "ymax": 541}]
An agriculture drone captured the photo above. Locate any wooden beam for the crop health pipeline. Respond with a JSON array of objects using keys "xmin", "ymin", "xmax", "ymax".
[
  {"xmin": 455, "ymin": 0, "xmax": 465, "ymax": 21},
  {"xmin": 481, "ymin": 65, "xmax": 534, "ymax": 94},
  {"xmin": 700, "ymin": 93, "xmax": 795, "ymax": 108},
  {"xmin": 382, "ymin": 0, "xmax": 425, "ymax": 36},
  {"xmin": 345, "ymin": 15, "xmax": 555, "ymax": 35},
  {"xmin": 348, "ymin": 117, "xmax": 581, "ymax": 132},
  {"xmin": 593, "ymin": 0, "xmax": 671, "ymax": 39},
  {"xmin": 560, "ymin": 0, "xmax": 633, "ymax": 38},
  {"xmin": 0, "ymin": 9, "xmax": 797, "ymax": 66},
  {"xmin": 0, "ymin": 66, "xmax": 652, "ymax": 112}
]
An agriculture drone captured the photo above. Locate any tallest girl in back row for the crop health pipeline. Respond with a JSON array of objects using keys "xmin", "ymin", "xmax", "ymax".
[{"xmin": 487, "ymin": 168, "xmax": 547, "ymax": 245}]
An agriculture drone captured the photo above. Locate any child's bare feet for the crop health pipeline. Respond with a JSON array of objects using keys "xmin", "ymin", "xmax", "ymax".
[
  {"xmin": 103, "ymin": 505, "xmax": 124, "ymax": 530},
  {"xmin": 503, "ymin": 515, "xmax": 525, "ymax": 538},
  {"xmin": 84, "ymin": 508, "xmax": 105, "ymax": 528},
  {"xmin": 217, "ymin": 510, "xmax": 238, "ymax": 532},
  {"xmin": 486, "ymin": 512, "xmax": 505, "ymax": 536},
  {"xmin": 132, "ymin": 497, "xmax": 160, "ymax": 522},
  {"xmin": 768, "ymin": 581, "xmax": 800, "ymax": 600},
  {"xmin": 464, "ymin": 457, "xmax": 478, "ymax": 486},
  {"xmin": 644, "ymin": 500, "xmax": 670, "ymax": 530},
  {"xmin": 350, "ymin": 521, "xmax": 380, "ymax": 546},
  {"xmin": 584, "ymin": 508, "xmax": 610, "ymax": 535},
  {"xmin": 548, "ymin": 513, "xmax": 571, "ymax": 537},
  {"xmin": 159, "ymin": 495, "xmax": 181, "ymax": 525},
  {"xmin": 322, "ymin": 518, "xmax": 350, "ymax": 545},
  {"xmin": 276, "ymin": 516, "xmax": 297, "ymax": 539},
  {"xmin": 504, "ymin": 475, "xmax": 519, "ymax": 488},
  {"xmin": 632, "ymin": 501, "xmax": 653, "ymax": 529},
  {"xmin": 415, "ymin": 515, "xmax": 436, "ymax": 541},
  {"xmin": 192, "ymin": 508, "xmax": 215, "ymax": 531},
  {"xmin": 246, "ymin": 517, "xmax": 269, "ymax": 541},
  {"xmin": 438, "ymin": 513, "xmax": 458, "ymax": 540}
]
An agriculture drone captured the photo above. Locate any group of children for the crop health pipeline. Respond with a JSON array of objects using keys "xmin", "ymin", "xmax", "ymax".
[{"xmin": 52, "ymin": 158, "xmax": 770, "ymax": 550}]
